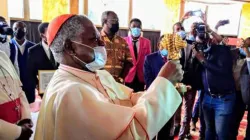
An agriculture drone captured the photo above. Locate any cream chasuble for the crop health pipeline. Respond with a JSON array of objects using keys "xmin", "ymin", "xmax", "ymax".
[
  {"xmin": 0, "ymin": 51, "xmax": 31, "ymax": 140},
  {"xmin": 35, "ymin": 64, "xmax": 182, "ymax": 140}
]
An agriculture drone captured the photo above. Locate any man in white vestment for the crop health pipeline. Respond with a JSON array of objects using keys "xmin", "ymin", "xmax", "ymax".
[
  {"xmin": 0, "ymin": 50, "xmax": 33, "ymax": 140},
  {"xmin": 35, "ymin": 14, "xmax": 183, "ymax": 140}
]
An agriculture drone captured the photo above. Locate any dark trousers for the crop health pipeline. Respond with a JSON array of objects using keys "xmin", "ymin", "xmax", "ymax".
[
  {"xmin": 172, "ymin": 90, "xmax": 197, "ymax": 139},
  {"xmin": 179, "ymin": 89, "xmax": 197, "ymax": 139},
  {"xmin": 192, "ymin": 90, "xmax": 206, "ymax": 137},
  {"xmin": 154, "ymin": 117, "xmax": 174, "ymax": 140},
  {"xmin": 125, "ymin": 74, "xmax": 144, "ymax": 92},
  {"xmin": 231, "ymin": 91, "xmax": 246, "ymax": 140},
  {"xmin": 192, "ymin": 91, "xmax": 201, "ymax": 124},
  {"xmin": 202, "ymin": 93, "xmax": 236, "ymax": 140}
]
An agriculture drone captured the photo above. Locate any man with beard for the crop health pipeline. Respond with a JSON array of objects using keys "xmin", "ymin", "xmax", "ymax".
[{"xmin": 34, "ymin": 14, "xmax": 183, "ymax": 140}]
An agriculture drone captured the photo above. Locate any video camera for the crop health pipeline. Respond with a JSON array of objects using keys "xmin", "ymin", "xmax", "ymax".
[
  {"xmin": 194, "ymin": 23, "xmax": 209, "ymax": 52},
  {"xmin": 0, "ymin": 21, "xmax": 13, "ymax": 36}
]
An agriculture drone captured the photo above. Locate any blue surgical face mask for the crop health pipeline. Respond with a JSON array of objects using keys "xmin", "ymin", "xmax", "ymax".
[
  {"xmin": 187, "ymin": 35, "xmax": 195, "ymax": 41},
  {"xmin": 177, "ymin": 31, "xmax": 186, "ymax": 40},
  {"xmin": 71, "ymin": 41, "xmax": 107, "ymax": 72},
  {"xmin": 160, "ymin": 49, "xmax": 168, "ymax": 57},
  {"xmin": 239, "ymin": 47, "xmax": 250, "ymax": 56},
  {"xmin": 131, "ymin": 27, "xmax": 141, "ymax": 38}
]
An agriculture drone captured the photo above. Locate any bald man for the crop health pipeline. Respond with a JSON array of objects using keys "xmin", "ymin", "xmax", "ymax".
[
  {"xmin": 11, "ymin": 21, "xmax": 35, "ymax": 103},
  {"xmin": 35, "ymin": 14, "xmax": 183, "ymax": 140}
]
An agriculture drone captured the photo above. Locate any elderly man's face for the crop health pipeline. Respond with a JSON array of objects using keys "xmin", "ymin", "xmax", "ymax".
[{"xmin": 69, "ymin": 19, "xmax": 105, "ymax": 65}]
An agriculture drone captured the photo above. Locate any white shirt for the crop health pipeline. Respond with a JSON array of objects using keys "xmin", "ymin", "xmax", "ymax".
[
  {"xmin": 15, "ymin": 39, "xmax": 27, "ymax": 55},
  {"xmin": 42, "ymin": 41, "xmax": 50, "ymax": 59}
]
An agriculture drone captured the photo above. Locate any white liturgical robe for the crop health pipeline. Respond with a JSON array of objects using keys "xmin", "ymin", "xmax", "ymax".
[
  {"xmin": 0, "ymin": 50, "xmax": 31, "ymax": 140},
  {"xmin": 35, "ymin": 64, "xmax": 182, "ymax": 140}
]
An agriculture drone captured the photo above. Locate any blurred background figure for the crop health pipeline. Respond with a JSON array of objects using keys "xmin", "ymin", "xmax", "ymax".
[
  {"xmin": 11, "ymin": 21, "xmax": 35, "ymax": 103},
  {"xmin": 0, "ymin": 16, "xmax": 19, "ymax": 74},
  {"xmin": 100, "ymin": 11, "xmax": 132, "ymax": 83},
  {"xmin": 27, "ymin": 22, "xmax": 58, "ymax": 101}
]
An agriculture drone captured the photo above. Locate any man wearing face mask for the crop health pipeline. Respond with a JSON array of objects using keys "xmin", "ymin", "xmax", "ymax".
[
  {"xmin": 230, "ymin": 38, "xmax": 250, "ymax": 140},
  {"xmin": 35, "ymin": 14, "xmax": 184, "ymax": 140},
  {"xmin": 0, "ymin": 16, "xmax": 19, "ymax": 75},
  {"xmin": 100, "ymin": 11, "xmax": 132, "ymax": 83},
  {"xmin": 27, "ymin": 22, "xmax": 58, "ymax": 102},
  {"xmin": 11, "ymin": 21, "xmax": 35, "ymax": 103},
  {"xmin": 144, "ymin": 35, "xmax": 175, "ymax": 140},
  {"xmin": 171, "ymin": 22, "xmax": 199, "ymax": 140},
  {"xmin": 124, "ymin": 18, "xmax": 151, "ymax": 92}
]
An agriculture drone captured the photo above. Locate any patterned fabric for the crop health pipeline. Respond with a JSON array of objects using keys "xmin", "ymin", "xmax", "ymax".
[{"xmin": 100, "ymin": 30, "xmax": 132, "ymax": 82}]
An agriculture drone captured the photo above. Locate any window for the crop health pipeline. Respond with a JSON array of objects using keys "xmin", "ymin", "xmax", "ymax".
[
  {"xmin": 184, "ymin": 1, "xmax": 206, "ymax": 13},
  {"xmin": 132, "ymin": 0, "xmax": 166, "ymax": 30},
  {"xmin": 29, "ymin": 0, "xmax": 42, "ymax": 20},
  {"xmin": 8, "ymin": 0, "xmax": 24, "ymax": 18},
  {"xmin": 183, "ymin": 1, "xmax": 207, "ymax": 32},
  {"xmin": 78, "ymin": 0, "xmax": 84, "ymax": 15},
  {"xmin": 207, "ymin": 4, "xmax": 242, "ymax": 36},
  {"xmin": 88, "ymin": 0, "xmax": 129, "ymax": 27}
]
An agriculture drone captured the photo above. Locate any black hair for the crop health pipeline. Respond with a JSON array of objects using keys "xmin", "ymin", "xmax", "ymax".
[
  {"xmin": 13, "ymin": 21, "xmax": 27, "ymax": 28},
  {"xmin": 0, "ymin": 16, "xmax": 6, "ymax": 22},
  {"xmin": 38, "ymin": 22, "xmax": 49, "ymax": 34},
  {"xmin": 173, "ymin": 22, "xmax": 185, "ymax": 31},
  {"xmin": 101, "ymin": 11, "xmax": 116, "ymax": 26},
  {"xmin": 130, "ymin": 18, "xmax": 142, "ymax": 27}
]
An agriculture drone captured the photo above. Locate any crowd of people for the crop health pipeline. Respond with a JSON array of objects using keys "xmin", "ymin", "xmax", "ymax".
[{"xmin": 0, "ymin": 9, "xmax": 249, "ymax": 140}]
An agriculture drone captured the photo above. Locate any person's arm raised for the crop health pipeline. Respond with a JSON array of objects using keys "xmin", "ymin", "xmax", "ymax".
[{"xmin": 57, "ymin": 61, "xmax": 183, "ymax": 140}]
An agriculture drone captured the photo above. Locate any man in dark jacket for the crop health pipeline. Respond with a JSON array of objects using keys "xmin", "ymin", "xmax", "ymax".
[
  {"xmin": 11, "ymin": 21, "xmax": 35, "ymax": 103},
  {"xmin": 231, "ymin": 38, "xmax": 250, "ymax": 140},
  {"xmin": 193, "ymin": 30, "xmax": 235, "ymax": 140},
  {"xmin": 27, "ymin": 22, "xmax": 58, "ymax": 101},
  {"xmin": 144, "ymin": 35, "xmax": 176, "ymax": 140}
]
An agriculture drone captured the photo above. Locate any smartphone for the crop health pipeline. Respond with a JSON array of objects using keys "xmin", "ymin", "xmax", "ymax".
[
  {"xmin": 191, "ymin": 10, "xmax": 202, "ymax": 17},
  {"xmin": 220, "ymin": 20, "xmax": 230, "ymax": 25},
  {"xmin": 227, "ymin": 38, "xmax": 241, "ymax": 46}
]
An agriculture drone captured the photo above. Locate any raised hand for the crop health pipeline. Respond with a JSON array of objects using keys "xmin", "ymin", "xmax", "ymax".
[{"xmin": 158, "ymin": 60, "xmax": 183, "ymax": 84}]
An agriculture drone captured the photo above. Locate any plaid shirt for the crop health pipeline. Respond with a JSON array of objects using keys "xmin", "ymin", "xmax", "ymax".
[{"xmin": 101, "ymin": 30, "xmax": 132, "ymax": 82}]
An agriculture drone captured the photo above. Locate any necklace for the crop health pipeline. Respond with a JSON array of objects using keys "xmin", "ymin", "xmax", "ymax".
[{"xmin": 0, "ymin": 66, "xmax": 21, "ymax": 120}]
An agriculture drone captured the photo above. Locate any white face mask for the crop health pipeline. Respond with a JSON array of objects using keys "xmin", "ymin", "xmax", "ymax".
[{"xmin": 71, "ymin": 41, "xmax": 107, "ymax": 72}]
